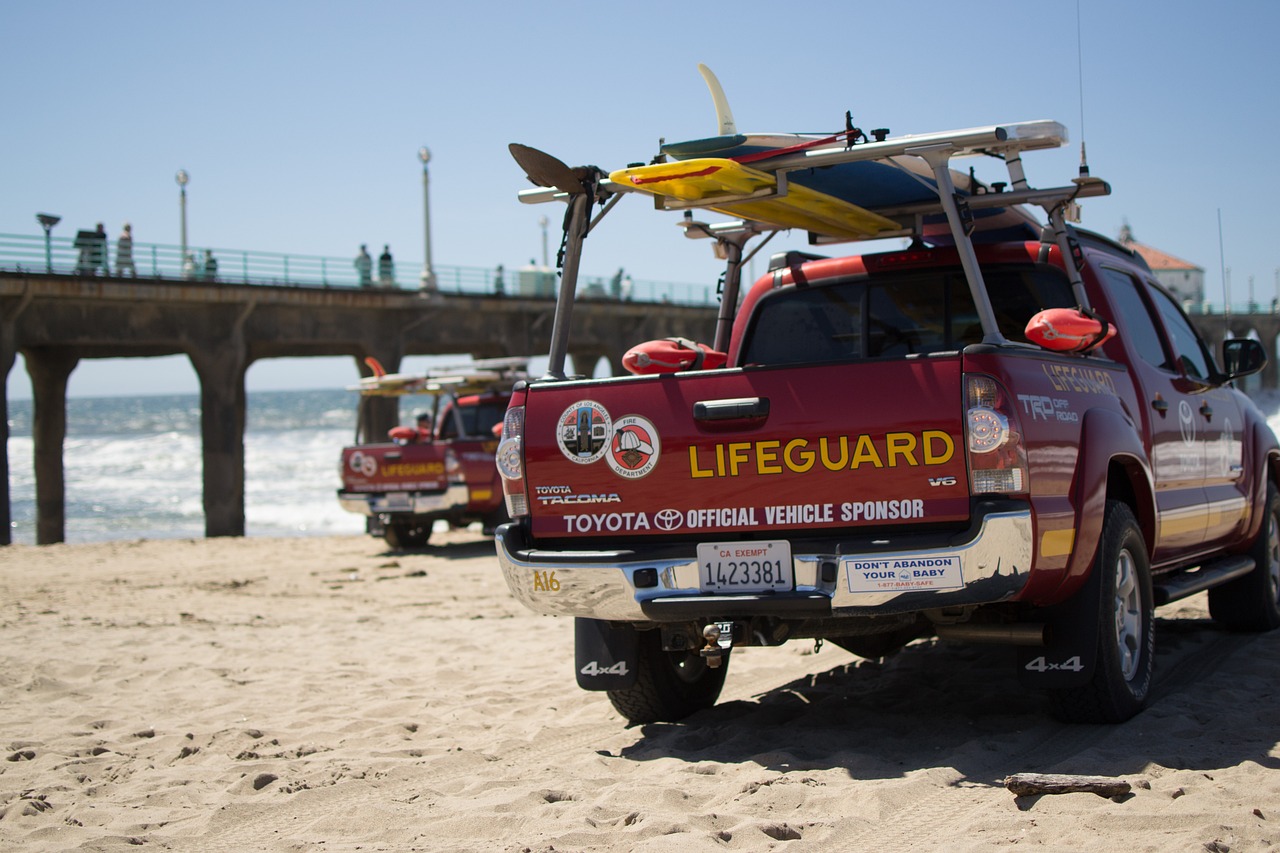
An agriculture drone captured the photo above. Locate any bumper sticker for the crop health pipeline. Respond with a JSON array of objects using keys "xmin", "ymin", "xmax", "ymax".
[{"xmin": 845, "ymin": 555, "xmax": 964, "ymax": 593}]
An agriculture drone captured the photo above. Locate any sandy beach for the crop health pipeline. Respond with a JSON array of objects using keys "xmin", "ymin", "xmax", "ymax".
[{"xmin": 1, "ymin": 529, "xmax": 1277, "ymax": 851}]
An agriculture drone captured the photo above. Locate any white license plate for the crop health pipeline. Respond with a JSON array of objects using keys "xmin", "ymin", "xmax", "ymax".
[
  {"xmin": 382, "ymin": 493, "xmax": 412, "ymax": 511},
  {"xmin": 696, "ymin": 540, "xmax": 793, "ymax": 593}
]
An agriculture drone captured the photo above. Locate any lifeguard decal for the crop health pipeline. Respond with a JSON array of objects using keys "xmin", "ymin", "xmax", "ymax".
[{"xmin": 688, "ymin": 430, "xmax": 954, "ymax": 479}]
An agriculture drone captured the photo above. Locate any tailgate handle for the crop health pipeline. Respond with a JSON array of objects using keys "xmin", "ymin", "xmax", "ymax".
[{"xmin": 694, "ymin": 397, "xmax": 770, "ymax": 422}]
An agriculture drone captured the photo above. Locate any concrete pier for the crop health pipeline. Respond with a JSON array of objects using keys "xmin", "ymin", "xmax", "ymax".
[{"xmin": 0, "ymin": 272, "xmax": 716, "ymax": 544}]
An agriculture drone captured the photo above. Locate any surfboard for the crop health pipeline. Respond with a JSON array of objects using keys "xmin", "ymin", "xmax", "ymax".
[
  {"xmin": 659, "ymin": 132, "xmax": 1041, "ymax": 243},
  {"xmin": 350, "ymin": 359, "xmax": 528, "ymax": 397},
  {"xmin": 662, "ymin": 66, "xmax": 1042, "ymax": 242},
  {"xmin": 608, "ymin": 158, "xmax": 901, "ymax": 241}
]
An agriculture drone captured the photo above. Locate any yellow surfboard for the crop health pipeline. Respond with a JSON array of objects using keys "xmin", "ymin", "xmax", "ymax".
[{"xmin": 609, "ymin": 158, "xmax": 900, "ymax": 240}]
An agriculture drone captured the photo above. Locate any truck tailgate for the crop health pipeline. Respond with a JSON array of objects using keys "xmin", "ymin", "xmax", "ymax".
[
  {"xmin": 522, "ymin": 358, "xmax": 968, "ymax": 540},
  {"xmin": 340, "ymin": 445, "xmax": 449, "ymax": 493}
]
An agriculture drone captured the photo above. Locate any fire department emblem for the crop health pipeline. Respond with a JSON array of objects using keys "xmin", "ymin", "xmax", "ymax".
[
  {"xmin": 606, "ymin": 415, "xmax": 660, "ymax": 479},
  {"xmin": 557, "ymin": 400, "xmax": 612, "ymax": 464}
]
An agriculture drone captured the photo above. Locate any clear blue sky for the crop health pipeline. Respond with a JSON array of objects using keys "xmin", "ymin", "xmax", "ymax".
[{"xmin": 4, "ymin": 0, "xmax": 1277, "ymax": 398}]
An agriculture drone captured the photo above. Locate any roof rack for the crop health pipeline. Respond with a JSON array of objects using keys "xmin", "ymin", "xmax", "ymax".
[
  {"xmin": 350, "ymin": 356, "xmax": 529, "ymax": 398},
  {"xmin": 511, "ymin": 120, "xmax": 1110, "ymax": 375}
]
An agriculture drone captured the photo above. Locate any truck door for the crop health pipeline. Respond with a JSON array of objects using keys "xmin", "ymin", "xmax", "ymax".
[
  {"xmin": 1099, "ymin": 268, "xmax": 1208, "ymax": 561},
  {"xmin": 1144, "ymin": 284, "xmax": 1248, "ymax": 546}
]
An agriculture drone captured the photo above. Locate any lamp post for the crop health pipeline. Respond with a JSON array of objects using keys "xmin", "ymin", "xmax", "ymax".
[
  {"xmin": 175, "ymin": 169, "xmax": 189, "ymax": 275},
  {"xmin": 539, "ymin": 215, "xmax": 549, "ymax": 268},
  {"xmin": 36, "ymin": 212, "xmax": 60, "ymax": 273},
  {"xmin": 418, "ymin": 147, "xmax": 436, "ymax": 291}
]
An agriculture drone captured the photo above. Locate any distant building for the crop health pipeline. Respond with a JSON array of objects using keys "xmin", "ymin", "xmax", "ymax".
[{"xmin": 1118, "ymin": 223, "xmax": 1205, "ymax": 310}]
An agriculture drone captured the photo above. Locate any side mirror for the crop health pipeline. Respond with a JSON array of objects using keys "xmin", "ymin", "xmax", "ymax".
[{"xmin": 1222, "ymin": 338, "xmax": 1266, "ymax": 380}]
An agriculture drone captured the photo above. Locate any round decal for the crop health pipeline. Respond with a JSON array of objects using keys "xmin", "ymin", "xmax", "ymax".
[
  {"xmin": 607, "ymin": 415, "xmax": 660, "ymax": 479},
  {"xmin": 557, "ymin": 400, "xmax": 612, "ymax": 464},
  {"xmin": 350, "ymin": 451, "xmax": 377, "ymax": 478}
]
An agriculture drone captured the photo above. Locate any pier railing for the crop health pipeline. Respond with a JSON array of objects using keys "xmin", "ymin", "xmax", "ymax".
[{"xmin": 0, "ymin": 232, "xmax": 717, "ymax": 306}]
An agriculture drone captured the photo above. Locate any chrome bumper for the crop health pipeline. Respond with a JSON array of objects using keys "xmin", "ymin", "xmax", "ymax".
[
  {"xmin": 495, "ymin": 507, "xmax": 1033, "ymax": 622},
  {"xmin": 337, "ymin": 483, "xmax": 468, "ymax": 517}
]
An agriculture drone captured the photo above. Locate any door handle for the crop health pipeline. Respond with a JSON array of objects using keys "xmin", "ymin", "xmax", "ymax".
[
  {"xmin": 1151, "ymin": 397, "xmax": 1169, "ymax": 414},
  {"xmin": 1200, "ymin": 401, "xmax": 1214, "ymax": 420},
  {"xmin": 694, "ymin": 397, "xmax": 770, "ymax": 422}
]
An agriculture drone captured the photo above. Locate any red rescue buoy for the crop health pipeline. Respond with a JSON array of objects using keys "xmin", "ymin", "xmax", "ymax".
[
  {"xmin": 1025, "ymin": 308, "xmax": 1115, "ymax": 353},
  {"xmin": 623, "ymin": 337, "xmax": 728, "ymax": 375}
]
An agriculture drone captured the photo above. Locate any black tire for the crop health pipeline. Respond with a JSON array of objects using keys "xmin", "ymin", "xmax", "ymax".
[
  {"xmin": 1048, "ymin": 501, "xmax": 1155, "ymax": 724},
  {"xmin": 383, "ymin": 519, "xmax": 432, "ymax": 549},
  {"xmin": 1209, "ymin": 481, "xmax": 1280, "ymax": 631},
  {"xmin": 606, "ymin": 630, "xmax": 728, "ymax": 724}
]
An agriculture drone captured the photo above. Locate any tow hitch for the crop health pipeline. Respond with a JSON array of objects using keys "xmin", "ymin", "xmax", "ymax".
[{"xmin": 700, "ymin": 621, "xmax": 735, "ymax": 667}]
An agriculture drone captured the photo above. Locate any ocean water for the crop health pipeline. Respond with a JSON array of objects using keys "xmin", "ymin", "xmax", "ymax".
[
  {"xmin": 8, "ymin": 388, "xmax": 1280, "ymax": 545},
  {"xmin": 6, "ymin": 389, "xmax": 367, "ymax": 544}
]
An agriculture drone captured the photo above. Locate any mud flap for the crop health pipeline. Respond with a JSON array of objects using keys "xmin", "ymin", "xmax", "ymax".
[
  {"xmin": 574, "ymin": 618, "xmax": 638, "ymax": 690},
  {"xmin": 1017, "ymin": 566, "xmax": 1101, "ymax": 688}
]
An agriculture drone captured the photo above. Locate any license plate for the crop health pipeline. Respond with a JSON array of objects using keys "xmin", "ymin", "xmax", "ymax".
[
  {"xmin": 696, "ymin": 540, "xmax": 793, "ymax": 593},
  {"xmin": 383, "ymin": 493, "xmax": 412, "ymax": 511}
]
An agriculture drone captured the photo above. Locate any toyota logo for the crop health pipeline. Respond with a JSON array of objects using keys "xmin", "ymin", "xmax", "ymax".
[{"xmin": 654, "ymin": 508, "xmax": 683, "ymax": 531}]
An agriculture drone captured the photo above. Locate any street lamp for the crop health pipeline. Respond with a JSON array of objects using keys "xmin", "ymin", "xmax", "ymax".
[
  {"xmin": 175, "ymin": 169, "xmax": 189, "ymax": 276},
  {"xmin": 418, "ymin": 147, "xmax": 436, "ymax": 291},
  {"xmin": 539, "ymin": 215, "xmax": 549, "ymax": 268},
  {"xmin": 36, "ymin": 212, "xmax": 60, "ymax": 273}
]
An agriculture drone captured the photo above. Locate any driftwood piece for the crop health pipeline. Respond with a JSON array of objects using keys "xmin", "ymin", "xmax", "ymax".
[{"xmin": 1004, "ymin": 773, "xmax": 1132, "ymax": 798}]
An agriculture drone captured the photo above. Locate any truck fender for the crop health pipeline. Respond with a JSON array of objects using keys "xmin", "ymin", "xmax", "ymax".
[
  {"xmin": 1239, "ymin": 411, "xmax": 1280, "ymax": 547},
  {"xmin": 1058, "ymin": 406, "xmax": 1153, "ymax": 600},
  {"xmin": 574, "ymin": 618, "xmax": 639, "ymax": 690},
  {"xmin": 1017, "ymin": 545, "xmax": 1104, "ymax": 688},
  {"xmin": 1019, "ymin": 409, "xmax": 1152, "ymax": 689}
]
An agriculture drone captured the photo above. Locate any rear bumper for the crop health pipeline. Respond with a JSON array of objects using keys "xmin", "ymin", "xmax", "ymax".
[
  {"xmin": 337, "ymin": 483, "xmax": 468, "ymax": 517},
  {"xmin": 495, "ymin": 501, "xmax": 1033, "ymax": 622}
]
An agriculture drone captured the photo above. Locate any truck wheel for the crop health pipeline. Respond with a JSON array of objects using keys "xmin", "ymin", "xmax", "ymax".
[
  {"xmin": 1209, "ymin": 482, "xmax": 1280, "ymax": 631},
  {"xmin": 606, "ymin": 630, "xmax": 727, "ymax": 724},
  {"xmin": 1048, "ymin": 501, "xmax": 1154, "ymax": 723},
  {"xmin": 383, "ymin": 520, "xmax": 432, "ymax": 549}
]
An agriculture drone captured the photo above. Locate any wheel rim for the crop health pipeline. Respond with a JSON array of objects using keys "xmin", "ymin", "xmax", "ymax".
[{"xmin": 1114, "ymin": 547, "xmax": 1142, "ymax": 681}]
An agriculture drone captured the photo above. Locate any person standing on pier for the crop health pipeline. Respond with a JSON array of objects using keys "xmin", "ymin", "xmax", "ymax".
[
  {"xmin": 89, "ymin": 223, "xmax": 108, "ymax": 275},
  {"xmin": 355, "ymin": 244, "xmax": 373, "ymax": 287},
  {"xmin": 116, "ymin": 223, "xmax": 136, "ymax": 276},
  {"xmin": 378, "ymin": 245, "xmax": 395, "ymax": 288}
]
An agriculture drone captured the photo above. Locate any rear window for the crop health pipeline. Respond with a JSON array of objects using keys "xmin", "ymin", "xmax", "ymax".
[
  {"xmin": 739, "ymin": 265, "xmax": 1074, "ymax": 366},
  {"xmin": 439, "ymin": 400, "xmax": 506, "ymax": 439}
]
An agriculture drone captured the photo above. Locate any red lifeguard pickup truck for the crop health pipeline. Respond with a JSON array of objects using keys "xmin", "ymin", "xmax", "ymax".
[
  {"xmin": 338, "ymin": 361, "xmax": 522, "ymax": 548},
  {"xmin": 495, "ymin": 120, "xmax": 1279, "ymax": 725}
]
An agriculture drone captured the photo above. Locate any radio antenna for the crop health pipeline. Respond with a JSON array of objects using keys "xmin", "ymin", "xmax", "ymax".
[
  {"xmin": 1219, "ymin": 208, "xmax": 1230, "ymax": 329},
  {"xmin": 1076, "ymin": 0, "xmax": 1090, "ymax": 178}
]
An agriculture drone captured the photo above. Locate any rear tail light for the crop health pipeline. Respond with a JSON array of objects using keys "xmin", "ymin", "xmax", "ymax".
[
  {"xmin": 965, "ymin": 374, "xmax": 1028, "ymax": 495},
  {"xmin": 496, "ymin": 406, "xmax": 528, "ymax": 517}
]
